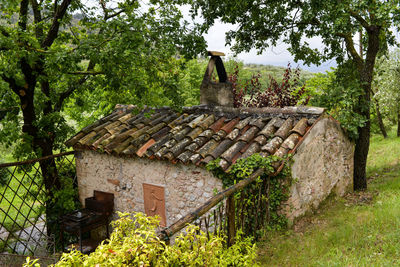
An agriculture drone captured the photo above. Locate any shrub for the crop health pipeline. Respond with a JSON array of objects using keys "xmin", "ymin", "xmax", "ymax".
[
  {"xmin": 25, "ymin": 212, "xmax": 258, "ymax": 267},
  {"xmin": 0, "ymin": 165, "xmax": 10, "ymax": 186},
  {"xmin": 229, "ymin": 63, "xmax": 310, "ymax": 108}
]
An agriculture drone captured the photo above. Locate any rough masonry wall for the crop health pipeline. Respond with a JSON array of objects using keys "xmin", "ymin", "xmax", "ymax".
[
  {"xmin": 75, "ymin": 150, "xmax": 222, "ymax": 226},
  {"xmin": 285, "ymin": 117, "xmax": 354, "ymax": 221}
]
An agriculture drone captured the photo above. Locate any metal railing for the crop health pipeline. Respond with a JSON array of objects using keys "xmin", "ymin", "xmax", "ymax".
[{"xmin": 0, "ymin": 152, "xmax": 76, "ymax": 256}]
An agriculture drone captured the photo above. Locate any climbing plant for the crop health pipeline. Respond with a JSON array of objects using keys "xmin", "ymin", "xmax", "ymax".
[{"xmin": 207, "ymin": 153, "xmax": 292, "ymax": 235}]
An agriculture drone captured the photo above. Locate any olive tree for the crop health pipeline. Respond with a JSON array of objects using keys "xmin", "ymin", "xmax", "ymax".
[{"xmin": 185, "ymin": 0, "xmax": 400, "ymax": 190}]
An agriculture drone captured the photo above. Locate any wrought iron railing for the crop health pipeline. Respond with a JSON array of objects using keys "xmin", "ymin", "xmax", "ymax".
[
  {"xmin": 159, "ymin": 168, "xmax": 271, "ymax": 246},
  {"xmin": 0, "ymin": 152, "xmax": 76, "ymax": 256}
]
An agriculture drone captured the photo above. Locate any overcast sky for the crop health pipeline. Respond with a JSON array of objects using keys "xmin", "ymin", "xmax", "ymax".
[{"xmin": 203, "ymin": 20, "xmax": 337, "ymax": 73}]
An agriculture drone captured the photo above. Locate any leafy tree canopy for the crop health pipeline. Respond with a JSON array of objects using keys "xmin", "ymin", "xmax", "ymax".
[
  {"xmin": 183, "ymin": 0, "xmax": 400, "ymax": 190},
  {"xmin": 188, "ymin": 0, "xmax": 399, "ymax": 65},
  {"xmin": 0, "ymin": 0, "xmax": 206, "ymax": 159}
]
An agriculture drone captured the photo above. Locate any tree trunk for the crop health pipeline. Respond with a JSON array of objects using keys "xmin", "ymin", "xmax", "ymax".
[
  {"xmin": 353, "ymin": 70, "xmax": 371, "ymax": 191},
  {"xmin": 353, "ymin": 69, "xmax": 371, "ymax": 191},
  {"xmin": 353, "ymin": 26, "xmax": 381, "ymax": 191},
  {"xmin": 397, "ymin": 108, "xmax": 400, "ymax": 137},
  {"xmin": 353, "ymin": 120, "xmax": 370, "ymax": 191},
  {"xmin": 18, "ymin": 78, "xmax": 60, "ymax": 248},
  {"xmin": 374, "ymin": 99, "xmax": 387, "ymax": 138}
]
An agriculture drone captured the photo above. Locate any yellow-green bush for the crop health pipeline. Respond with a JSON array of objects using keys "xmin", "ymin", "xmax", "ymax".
[{"xmin": 25, "ymin": 212, "xmax": 257, "ymax": 267}]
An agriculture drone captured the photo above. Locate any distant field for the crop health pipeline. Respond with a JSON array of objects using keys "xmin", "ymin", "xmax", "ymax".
[{"xmin": 243, "ymin": 63, "xmax": 315, "ymax": 81}]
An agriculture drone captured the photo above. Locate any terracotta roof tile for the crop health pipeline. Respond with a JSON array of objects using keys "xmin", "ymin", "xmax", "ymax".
[
  {"xmin": 136, "ymin": 139, "xmax": 156, "ymax": 157},
  {"xmin": 261, "ymin": 136, "xmax": 283, "ymax": 155},
  {"xmin": 198, "ymin": 114, "xmax": 215, "ymax": 129},
  {"xmin": 254, "ymin": 135, "xmax": 267, "ymax": 146},
  {"xmin": 66, "ymin": 104, "xmax": 324, "ymax": 172},
  {"xmin": 187, "ymin": 127, "xmax": 204, "ymax": 140},
  {"xmin": 240, "ymin": 142, "xmax": 261, "ymax": 159},
  {"xmin": 220, "ymin": 117, "xmax": 240, "ymax": 134},
  {"xmin": 238, "ymin": 126, "xmax": 259, "ymax": 142},
  {"xmin": 274, "ymin": 117, "xmax": 294, "ymax": 139},
  {"xmin": 177, "ymin": 150, "xmax": 193, "ymax": 163},
  {"xmin": 249, "ymin": 118, "xmax": 265, "ymax": 129},
  {"xmin": 198, "ymin": 139, "xmax": 219, "ymax": 158},
  {"xmin": 226, "ymin": 128, "xmax": 240, "ymax": 140},
  {"xmin": 208, "ymin": 139, "xmax": 234, "ymax": 159},
  {"xmin": 221, "ymin": 141, "xmax": 247, "ymax": 163},
  {"xmin": 209, "ymin": 117, "xmax": 226, "ymax": 132},
  {"xmin": 281, "ymin": 133, "xmax": 301, "ymax": 150},
  {"xmin": 290, "ymin": 118, "xmax": 309, "ymax": 136}
]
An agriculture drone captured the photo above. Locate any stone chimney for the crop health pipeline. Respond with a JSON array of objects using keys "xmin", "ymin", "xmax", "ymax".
[{"xmin": 200, "ymin": 51, "xmax": 234, "ymax": 107}]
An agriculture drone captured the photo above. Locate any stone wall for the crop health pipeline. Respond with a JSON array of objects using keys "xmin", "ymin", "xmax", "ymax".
[
  {"xmin": 75, "ymin": 150, "xmax": 223, "ymax": 226},
  {"xmin": 284, "ymin": 117, "xmax": 354, "ymax": 221}
]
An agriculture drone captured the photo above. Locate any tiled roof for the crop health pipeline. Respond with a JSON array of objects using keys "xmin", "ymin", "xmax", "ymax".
[{"xmin": 66, "ymin": 104, "xmax": 324, "ymax": 171}]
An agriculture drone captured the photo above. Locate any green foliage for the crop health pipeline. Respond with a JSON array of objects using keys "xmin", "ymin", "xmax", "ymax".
[
  {"xmin": 24, "ymin": 212, "xmax": 258, "ymax": 267},
  {"xmin": 0, "ymin": 164, "xmax": 10, "ymax": 186},
  {"xmin": 189, "ymin": 0, "xmax": 399, "ymax": 66},
  {"xmin": 207, "ymin": 154, "xmax": 291, "ymax": 232},
  {"xmin": 0, "ymin": 0, "xmax": 206, "ymax": 158},
  {"xmin": 372, "ymin": 50, "xmax": 400, "ymax": 131},
  {"xmin": 308, "ymin": 62, "xmax": 368, "ymax": 140}
]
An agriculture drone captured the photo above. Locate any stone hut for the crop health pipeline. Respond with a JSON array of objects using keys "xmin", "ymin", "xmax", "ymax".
[{"xmin": 66, "ymin": 52, "xmax": 354, "ymax": 225}]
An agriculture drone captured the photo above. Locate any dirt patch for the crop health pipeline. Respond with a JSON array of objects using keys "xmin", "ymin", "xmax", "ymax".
[
  {"xmin": 293, "ymin": 216, "xmax": 328, "ymax": 233},
  {"xmin": 344, "ymin": 190, "xmax": 378, "ymax": 206}
]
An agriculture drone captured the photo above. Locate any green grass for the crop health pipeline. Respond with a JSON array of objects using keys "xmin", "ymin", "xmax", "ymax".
[
  {"xmin": 0, "ymin": 165, "xmax": 43, "ymax": 232},
  {"xmin": 0, "ymin": 143, "xmax": 44, "ymax": 233},
  {"xmin": 257, "ymin": 129, "xmax": 400, "ymax": 266}
]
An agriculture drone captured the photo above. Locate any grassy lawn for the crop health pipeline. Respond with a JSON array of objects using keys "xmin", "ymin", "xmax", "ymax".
[
  {"xmin": 0, "ymin": 164, "xmax": 43, "ymax": 232},
  {"xmin": 0, "ymin": 145, "xmax": 44, "ymax": 232},
  {"xmin": 257, "ymin": 129, "xmax": 400, "ymax": 266}
]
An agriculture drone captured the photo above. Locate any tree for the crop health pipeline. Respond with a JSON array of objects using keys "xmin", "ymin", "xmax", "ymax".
[
  {"xmin": 374, "ymin": 50, "xmax": 400, "ymax": 137},
  {"xmin": 0, "ymin": 0, "xmax": 204, "ymax": 238},
  {"xmin": 187, "ymin": 0, "xmax": 400, "ymax": 190}
]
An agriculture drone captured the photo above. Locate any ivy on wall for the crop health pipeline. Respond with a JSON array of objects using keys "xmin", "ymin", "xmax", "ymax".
[{"xmin": 207, "ymin": 154, "xmax": 293, "ymax": 233}]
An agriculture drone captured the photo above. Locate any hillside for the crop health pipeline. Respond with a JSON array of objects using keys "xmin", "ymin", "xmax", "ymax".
[
  {"xmin": 242, "ymin": 63, "xmax": 316, "ymax": 81},
  {"xmin": 257, "ymin": 129, "xmax": 400, "ymax": 266}
]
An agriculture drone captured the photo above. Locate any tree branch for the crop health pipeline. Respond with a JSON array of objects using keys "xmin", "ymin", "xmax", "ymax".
[
  {"xmin": 1, "ymin": 74, "xmax": 21, "ymax": 95},
  {"xmin": 336, "ymin": 32, "xmax": 364, "ymax": 68},
  {"xmin": 41, "ymin": 0, "xmax": 72, "ymax": 48},
  {"xmin": 55, "ymin": 61, "xmax": 97, "ymax": 112},
  {"xmin": 348, "ymin": 9, "xmax": 370, "ymax": 29},
  {"xmin": 18, "ymin": 0, "xmax": 29, "ymax": 31},
  {"xmin": 30, "ymin": 0, "xmax": 44, "ymax": 41},
  {"xmin": 67, "ymin": 71, "xmax": 104, "ymax": 75},
  {"xmin": 105, "ymin": 9, "xmax": 126, "ymax": 20},
  {"xmin": 0, "ymin": 25, "xmax": 10, "ymax": 37}
]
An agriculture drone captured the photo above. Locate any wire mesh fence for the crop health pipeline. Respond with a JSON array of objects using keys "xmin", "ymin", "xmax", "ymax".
[{"xmin": 0, "ymin": 152, "xmax": 76, "ymax": 256}]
